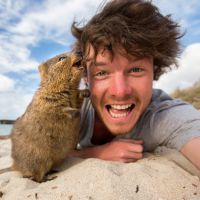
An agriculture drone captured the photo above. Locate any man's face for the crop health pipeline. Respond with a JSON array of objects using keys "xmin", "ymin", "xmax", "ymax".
[{"xmin": 85, "ymin": 46, "xmax": 154, "ymax": 135}]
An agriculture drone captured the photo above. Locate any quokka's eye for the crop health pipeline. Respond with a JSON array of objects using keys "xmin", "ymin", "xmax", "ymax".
[{"xmin": 58, "ymin": 56, "xmax": 66, "ymax": 61}]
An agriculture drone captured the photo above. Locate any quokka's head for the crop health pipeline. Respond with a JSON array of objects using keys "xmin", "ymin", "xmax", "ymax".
[{"xmin": 38, "ymin": 52, "xmax": 84, "ymax": 90}]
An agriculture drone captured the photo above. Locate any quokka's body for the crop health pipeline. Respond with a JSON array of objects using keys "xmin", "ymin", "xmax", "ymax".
[{"xmin": 11, "ymin": 53, "xmax": 89, "ymax": 182}]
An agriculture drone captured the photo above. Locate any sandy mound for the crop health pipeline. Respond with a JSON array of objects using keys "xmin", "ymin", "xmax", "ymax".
[{"xmin": 0, "ymin": 139, "xmax": 200, "ymax": 200}]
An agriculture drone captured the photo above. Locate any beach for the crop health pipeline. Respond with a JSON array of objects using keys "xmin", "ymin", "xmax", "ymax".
[{"xmin": 0, "ymin": 138, "xmax": 200, "ymax": 200}]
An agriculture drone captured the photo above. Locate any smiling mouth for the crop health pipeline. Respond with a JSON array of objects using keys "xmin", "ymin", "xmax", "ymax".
[{"xmin": 106, "ymin": 104, "xmax": 135, "ymax": 118}]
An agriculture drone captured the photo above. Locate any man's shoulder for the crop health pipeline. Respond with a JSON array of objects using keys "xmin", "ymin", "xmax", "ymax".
[
  {"xmin": 141, "ymin": 89, "xmax": 200, "ymax": 127},
  {"xmin": 148, "ymin": 89, "xmax": 190, "ymax": 113},
  {"xmin": 138, "ymin": 89, "xmax": 200, "ymax": 151},
  {"xmin": 143, "ymin": 89, "xmax": 200, "ymax": 127}
]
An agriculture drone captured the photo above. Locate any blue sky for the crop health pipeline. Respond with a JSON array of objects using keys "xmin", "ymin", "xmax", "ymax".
[{"xmin": 0, "ymin": 0, "xmax": 200, "ymax": 119}]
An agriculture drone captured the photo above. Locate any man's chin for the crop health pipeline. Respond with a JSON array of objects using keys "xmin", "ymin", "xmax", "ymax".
[
  {"xmin": 101, "ymin": 115, "xmax": 136, "ymax": 135},
  {"xmin": 106, "ymin": 126, "xmax": 133, "ymax": 136}
]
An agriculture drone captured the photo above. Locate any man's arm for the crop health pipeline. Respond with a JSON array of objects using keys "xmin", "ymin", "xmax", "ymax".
[
  {"xmin": 180, "ymin": 137, "xmax": 200, "ymax": 170},
  {"xmin": 69, "ymin": 139, "xmax": 143, "ymax": 163}
]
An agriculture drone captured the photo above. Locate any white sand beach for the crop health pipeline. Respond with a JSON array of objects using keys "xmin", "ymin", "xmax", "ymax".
[{"xmin": 0, "ymin": 139, "xmax": 200, "ymax": 200}]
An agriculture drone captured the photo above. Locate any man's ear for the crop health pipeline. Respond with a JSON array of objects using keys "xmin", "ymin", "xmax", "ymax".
[
  {"xmin": 83, "ymin": 75, "xmax": 89, "ymax": 88},
  {"xmin": 83, "ymin": 67, "xmax": 89, "ymax": 87},
  {"xmin": 38, "ymin": 64, "xmax": 48, "ymax": 80}
]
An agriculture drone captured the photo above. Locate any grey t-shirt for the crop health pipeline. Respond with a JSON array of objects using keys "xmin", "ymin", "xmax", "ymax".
[{"xmin": 79, "ymin": 89, "xmax": 200, "ymax": 152}]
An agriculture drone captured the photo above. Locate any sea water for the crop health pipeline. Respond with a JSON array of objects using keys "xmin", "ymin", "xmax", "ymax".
[{"xmin": 0, "ymin": 124, "xmax": 13, "ymax": 135}]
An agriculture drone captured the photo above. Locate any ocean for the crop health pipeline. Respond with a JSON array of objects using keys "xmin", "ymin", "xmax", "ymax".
[{"xmin": 0, "ymin": 124, "xmax": 13, "ymax": 135}]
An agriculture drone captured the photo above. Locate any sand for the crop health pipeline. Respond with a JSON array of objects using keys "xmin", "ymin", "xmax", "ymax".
[{"xmin": 0, "ymin": 139, "xmax": 200, "ymax": 200}]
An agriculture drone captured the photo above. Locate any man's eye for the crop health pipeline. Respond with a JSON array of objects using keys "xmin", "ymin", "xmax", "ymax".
[
  {"xmin": 95, "ymin": 71, "xmax": 108, "ymax": 77},
  {"xmin": 130, "ymin": 67, "xmax": 143, "ymax": 73}
]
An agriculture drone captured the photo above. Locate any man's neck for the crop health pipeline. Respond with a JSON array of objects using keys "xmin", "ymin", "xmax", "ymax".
[{"xmin": 91, "ymin": 113, "xmax": 115, "ymax": 145}]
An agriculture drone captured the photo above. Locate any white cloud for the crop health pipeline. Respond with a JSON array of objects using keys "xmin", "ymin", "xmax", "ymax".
[
  {"xmin": 0, "ymin": 90, "xmax": 33, "ymax": 119},
  {"xmin": 0, "ymin": 0, "xmax": 104, "ymax": 74},
  {"xmin": 0, "ymin": 0, "xmax": 28, "ymax": 27},
  {"xmin": 153, "ymin": 0, "xmax": 200, "ymax": 16},
  {"xmin": 0, "ymin": 74, "xmax": 15, "ymax": 92},
  {"xmin": 0, "ymin": 34, "xmax": 39, "ymax": 73},
  {"xmin": 154, "ymin": 43, "xmax": 200, "ymax": 93},
  {"xmin": 0, "ymin": 71, "xmax": 39, "ymax": 119},
  {"xmin": 153, "ymin": 0, "xmax": 200, "ymax": 37}
]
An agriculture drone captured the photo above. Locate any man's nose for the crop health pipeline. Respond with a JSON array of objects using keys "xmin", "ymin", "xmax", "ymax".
[{"xmin": 109, "ymin": 73, "xmax": 132, "ymax": 98}]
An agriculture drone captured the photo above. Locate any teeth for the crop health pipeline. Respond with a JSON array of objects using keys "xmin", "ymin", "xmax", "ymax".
[
  {"xmin": 108, "ymin": 104, "xmax": 133, "ymax": 118},
  {"xmin": 111, "ymin": 104, "xmax": 132, "ymax": 110},
  {"xmin": 109, "ymin": 110, "xmax": 129, "ymax": 118}
]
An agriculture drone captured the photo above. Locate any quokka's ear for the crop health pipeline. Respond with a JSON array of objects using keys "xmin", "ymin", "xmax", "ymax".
[{"xmin": 38, "ymin": 63, "xmax": 48, "ymax": 80}]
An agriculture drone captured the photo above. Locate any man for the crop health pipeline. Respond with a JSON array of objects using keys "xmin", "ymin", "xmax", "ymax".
[{"xmin": 70, "ymin": 0, "xmax": 200, "ymax": 169}]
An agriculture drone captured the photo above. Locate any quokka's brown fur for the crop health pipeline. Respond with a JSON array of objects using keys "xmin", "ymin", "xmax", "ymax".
[{"xmin": 11, "ymin": 52, "xmax": 89, "ymax": 182}]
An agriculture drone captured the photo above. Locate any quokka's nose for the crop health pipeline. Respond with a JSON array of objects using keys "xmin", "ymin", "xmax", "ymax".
[
  {"xmin": 73, "ymin": 60, "xmax": 82, "ymax": 68},
  {"xmin": 72, "ymin": 50, "xmax": 83, "ymax": 68}
]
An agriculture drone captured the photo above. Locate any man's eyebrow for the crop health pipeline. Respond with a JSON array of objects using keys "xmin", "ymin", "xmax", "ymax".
[{"xmin": 86, "ymin": 60, "xmax": 107, "ymax": 67}]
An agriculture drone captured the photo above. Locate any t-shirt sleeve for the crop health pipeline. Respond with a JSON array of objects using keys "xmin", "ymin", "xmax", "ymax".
[
  {"xmin": 151, "ymin": 104, "xmax": 200, "ymax": 151},
  {"xmin": 78, "ymin": 98, "xmax": 95, "ymax": 149}
]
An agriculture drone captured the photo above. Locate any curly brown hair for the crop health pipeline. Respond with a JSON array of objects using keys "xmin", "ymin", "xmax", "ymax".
[{"xmin": 71, "ymin": 0, "xmax": 183, "ymax": 80}]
